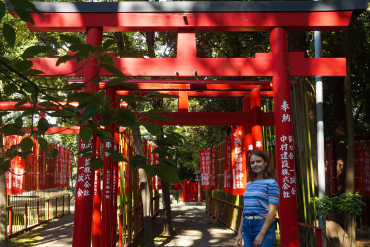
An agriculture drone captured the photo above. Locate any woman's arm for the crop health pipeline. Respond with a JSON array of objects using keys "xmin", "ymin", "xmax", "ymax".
[
  {"xmin": 253, "ymin": 203, "xmax": 278, "ymax": 247},
  {"xmin": 236, "ymin": 212, "xmax": 244, "ymax": 246}
]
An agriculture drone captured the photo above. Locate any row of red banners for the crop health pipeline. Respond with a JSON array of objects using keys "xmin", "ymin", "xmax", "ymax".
[
  {"xmin": 4, "ymin": 135, "xmax": 73, "ymax": 195},
  {"xmin": 200, "ymin": 126, "xmax": 248, "ymax": 195}
]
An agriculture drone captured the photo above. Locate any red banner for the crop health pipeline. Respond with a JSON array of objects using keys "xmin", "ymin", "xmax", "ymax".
[
  {"xmin": 231, "ymin": 126, "xmax": 247, "ymax": 195},
  {"xmin": 223, "ymin": 134, "xmax": 232, "ymax": 193},
  {"xmin": 210, "ymin": 146, "xmax": 218, "ymax": 190},
  {"xmin": 200, "ymin": 149, "xmax": 210, "ymax": 190}
]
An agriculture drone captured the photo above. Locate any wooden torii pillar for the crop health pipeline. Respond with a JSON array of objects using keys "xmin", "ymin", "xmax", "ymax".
[{"xmin": 7, "ymin": 1, "xmax": 368, "ymax": 246}]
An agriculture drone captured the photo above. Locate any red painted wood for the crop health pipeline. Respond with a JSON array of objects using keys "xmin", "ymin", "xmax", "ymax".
[
  {"xmin": 92, "ymin": 138, "xmax": 101, "ymax": 247},
  {"xmin": 178, "ymin": 29, "xmax": 196, "ymax": 58},
  {"xmin": 271, "ymin": 27, "xmax": 300, "ymax": 247},
  {"xmin": 116, "ymin": 91, "xmax": 274, "ymax": 98},
  {"xmin": 21, "ymin": 126, "xmax": 80, "ymax": 134},
  {"xmin": 69, "ymin": 78, "xmax": 273, "ymax": 86},
  {"xmin": 178, "ymin": 91, "xmax": 188, "ymax": 112},
  {"xmin": 73, "ymin": 27, "xmax": 102, "ymax": 247},
  {"xmin": 20, "ymin": 12, "xmax": 352, "ymax": 32},
  {"xmin": 111, "ymin": 83, "xmax": 273, "ymax": 91},
  {"xmin": 243, "ymin": 95, "xmax": 253, "ymax": 152},
  {"xmin": 101, "ymin": 88, "xmax": 116, "ymax": 247},
  {"xmin": 20, "ymin": 112, "xmax": 274, "ymax": 128},
  {"xmin": 251, "ymin": 89, "xmax": 263, "ymax": 150},
  {"xmin": 29, "ymin": 56, "xmax": 346, "ymax": 77},
  {"xmin": 139, "ymin": 112, "xmax": 274, "ymax": 126}
]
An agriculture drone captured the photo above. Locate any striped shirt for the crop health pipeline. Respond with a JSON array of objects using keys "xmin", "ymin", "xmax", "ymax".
[{"xmin": 242, "ymin": 178, "xmax": 280, "ymax": 217}]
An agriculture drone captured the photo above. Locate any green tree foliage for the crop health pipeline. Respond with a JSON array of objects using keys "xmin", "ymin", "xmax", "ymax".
[{"xmin": 0, "ymin": 0, "xmax": 182, "ymax": 183}]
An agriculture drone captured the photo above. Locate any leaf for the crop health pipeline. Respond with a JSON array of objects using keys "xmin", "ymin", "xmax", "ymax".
[
  {"xmin": 152, "ymin": 146, "xmax": 170, "ymax": 155},
  {"xmin": 143, "ymin": 121, "xmax": 161, "ymax": 137},
  {"xmin": 22, "ymin": 46, "xmax": 52, "ymax": 58},
  {"xmin": 52, "ymin": 148, "xmax": 58, "ymax": 160},
  {"xmin": 109, "ymin": 152, "xmax": 128, "ymax": 162},
  {"xmin": 36, "ymin": 137, "xmax": 50, "ymax": 154},
  {"xmin": 20, "ymin": 137, "xmax": 33, "ymax": 151},
  {"xmin": 22, "ymin": 109, "xmax": 34, "ymax": 117},
  {"xmin": 56, "ymin": 55, "xmax": 73, "ymax": 66},
  {"xmin": 143, "ymin": 165, "xmax": 156, "ymax": 178},
  {"xmin": 116, "ymin": 50, "xmax": 143, "ymax": 58},
  {"xmin": 67, "ymin": 92, "xmax": 94, "ymax": 104},
  {"xmin": 82, "ymin": 105, "xmax": 102, "ymax": 122},
  {"xmin": 3, "ymin": 24, "xmax": 16, "ymax": 48},
  {"xmin": 90, "ymin": 158, "xmax": 104, "ymax": 170},
  {"xmin": 4, "ymin": 84, "xmax": 18, "ymax": 96},
  {"xmin": 0, "ymin": 112, "xmax": 10, "ymax": 117},
  {"xmin": 14, "ymin": 7, "xmax": 34, "ymax": 25},
  {"xmin": 50, "ymin": 109, "xmax": 74, "ymax": 118},
  {"xmin": 37, "ymin": 117, "xmax": 49, "ymax": 134},
  {"xmin": 146, "ymin": 92, "xmax": 177, "ymax": 98},
  {"xmin": 93, "ymin": 128, "xmax": 112, "ymax": 141},
  {"xmin": 115, "ymin": 108, "xmax": 135, "ymax": 128},
  {"xmin": 17, "ymin": 60, "xmax": 33, "ymax": 72},
  {"xmin": 80, "ymin": 126, "xmax": 93, "ymax": 144},
  {"xmin": 129, "ymin": 155, "xmax": 146, "ymax": 167},
  {"xmin": 105, "ymin": 78, "xmax": 127, "ymax": 87},
  {"xmin": 65, "ymin": 83, "xmax": 86, "ymax": 90},
  {"xmin": 157, "ymin": 157, "xmax": 175, "ymax": 166},
  {"xmin": 25, "ymin": 69, "xmax": 45, "ymax": 75},
  {"xmin": 0, "ymin": 124, "xmax": 20, "ymax": 136},
  {"xmin": 153, "ymin": 162, "xmax": 179, "ymax": 183},
  {"xmin": 20, "ymin": 81, "xmax": 35, "ymax": 94},
  {"xmin": 103, "ymin": 39, "xmax": 117, "ymax": 51},
  {"xmin": 15, "ymin": 99, "xmax": 28, "ymax": 110},
  {"xmin": 38, "ymin": 102, "xmax": 55, "ymax": 108},
  {"xmin": 120, "ymin": 82, "xmax": 139, "ymax": 91},
  {"xmin": 145, "ymin": 113, "xmax": 172, "ymax": 122},
  {"xmin": 69, "ymin": 44, "xmax": 95, "ymax": 53},
  {"xmin": 15, "ymin": 116, "xmax": 23, "ymax": 129},
  {"xmin": 0, "ymin": 160, "xmax": 11, "ymax": 176},
  {"xmin": 77, "ymin": 148, "xmax": 95, "ymax": 155},
  {"xmin": 96, "ymin": 54, "xmax": 114, "ymax": 66},
  {"xmin": 60, "ymin": 34, "xmax": 82, "ymax": 45},
  {"xmin": 101, "ymin": 63, "xmax": 126, "ymax": 78},
  {"xmin": 0, "ymin": 1, "xmax": 5, "ymax": 22}
]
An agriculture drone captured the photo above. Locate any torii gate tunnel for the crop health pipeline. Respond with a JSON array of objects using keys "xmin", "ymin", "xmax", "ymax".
[{"xmin": 7, "ymin": 1, "xmax": 369, "ymax": 247}]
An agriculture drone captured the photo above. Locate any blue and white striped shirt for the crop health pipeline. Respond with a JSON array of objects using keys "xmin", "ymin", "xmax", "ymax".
[{"xmin": 242, "ymin": 178, "xmax": 280, "ymax": 217}]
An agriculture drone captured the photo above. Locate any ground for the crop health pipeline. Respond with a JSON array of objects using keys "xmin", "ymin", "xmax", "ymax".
[{"xmin": 8, "ymin": 202, "xmax": 370, "ymax": 246}]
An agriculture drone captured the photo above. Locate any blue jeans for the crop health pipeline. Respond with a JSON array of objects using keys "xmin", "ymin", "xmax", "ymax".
[{"xmin": 242, "ymin": 217, "xmax": 276, "ymax": 247}]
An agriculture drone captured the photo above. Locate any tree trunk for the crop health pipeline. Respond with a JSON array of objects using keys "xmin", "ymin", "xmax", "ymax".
[
  {"xmin": 132, "ymin": 127, "xmax": 155, "ymax": 247},
  {"xmin": 344, "ymin": 23, "xmax": 356, "ymax": 247},
  {"xmin": 0, "ymin": 117, "xmax": 11, "ymax": 247},
  {"xmin": 152, "ymin": 97, "xmax": 174, "ymax": 236},
  {"xmin": 160, "ymin": 180, "xmax": 174, "ymax": 236}
]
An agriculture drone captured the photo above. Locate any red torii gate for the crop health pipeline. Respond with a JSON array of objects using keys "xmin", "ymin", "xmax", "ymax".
[{"xmin": 7, "ymin": 1, "xmax": 368, "ymax": 247}]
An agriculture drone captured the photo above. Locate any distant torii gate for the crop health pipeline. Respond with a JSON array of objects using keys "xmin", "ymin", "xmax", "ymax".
[{"xmin": 8, "ymin": 1, "xmax": 369, "ymax": 247}]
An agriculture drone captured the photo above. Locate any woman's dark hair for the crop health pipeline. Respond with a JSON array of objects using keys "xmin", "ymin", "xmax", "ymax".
[{"xmin": 247, "ymin": 150, "xmax": 275, "ymax": 181}]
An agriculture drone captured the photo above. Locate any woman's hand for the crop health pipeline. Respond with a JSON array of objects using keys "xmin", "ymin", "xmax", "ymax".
[
  {"xmin": 253, "ymin": 232, "xmax": 265, "ymax": 247},
  {"xmin": 236, "ymin": 232, "xmax": 243, "ymax": 247}
]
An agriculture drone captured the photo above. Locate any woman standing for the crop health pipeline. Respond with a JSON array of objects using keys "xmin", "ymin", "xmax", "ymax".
[{"xmin": 236, "ymin": 150, "xmax": 280, "ymax": 247}]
